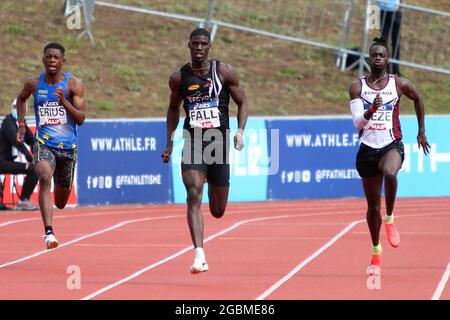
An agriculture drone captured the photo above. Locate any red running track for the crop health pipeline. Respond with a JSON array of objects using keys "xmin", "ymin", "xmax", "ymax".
[{"xmin": 0, "ymin": 198, "xmax": 449, "ymax": 300}]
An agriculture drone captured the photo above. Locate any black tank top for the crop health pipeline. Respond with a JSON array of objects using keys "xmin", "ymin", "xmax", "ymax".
[{"xmin": 180, "ymin": 59, "xmax": 230, "ymax": 130}]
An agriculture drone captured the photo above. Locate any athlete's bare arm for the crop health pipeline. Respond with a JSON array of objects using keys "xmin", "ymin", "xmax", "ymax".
[
  {"xmin": 220, "ymin": 63, "xmax": 248, "ymax": 151},
  {"xmin": 162, "ymin": 71, "xmax": 182, "ymax": 163},
  {"xmin": 16, "ymin": 78, "xmax": 38, "ymax": 142},
  {"xmin": 396, "ymin": 77, "xmax": 430, "ymax": 154},
  {"xmin": 349, "ymin": 80, "xmax": 362, "ymax": 101},
  {"xmin": 55, "ymin": 76, "xmax": 85, "ymax": 125}
]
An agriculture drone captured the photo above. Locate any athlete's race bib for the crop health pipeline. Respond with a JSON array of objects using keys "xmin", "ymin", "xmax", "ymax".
[
  {"xmin": 189, "ymin": 99, "xmax": 221, "ymax": 129},
  {"xmin": 38, "ymin": 101, "xmax": 68, "ymax": 126},
  {"xmin": 366, "ymin": 103, "xmax": 394, "ymax": 131}
]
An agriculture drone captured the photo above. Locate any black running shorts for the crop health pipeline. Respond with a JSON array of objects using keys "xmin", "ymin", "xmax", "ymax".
[
  {"xmin": 181, "ymin": 128, "xmax": 230, "ymax": 187},
  {"xmin": 356, "ymin": 140, "xmax": 405, "ymax": 178}
]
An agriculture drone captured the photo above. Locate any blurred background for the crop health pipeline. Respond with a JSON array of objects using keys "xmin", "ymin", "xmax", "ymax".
[
  {"xmin": 0, "ymin": 0, "xmax": 448, "ymax": 118},
  {"xmin": 0, "ymin": 1, "xmax": 449, "ymax": 206}
]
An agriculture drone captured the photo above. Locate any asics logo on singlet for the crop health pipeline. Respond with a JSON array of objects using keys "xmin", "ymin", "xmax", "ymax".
[
  {"xmin": 42, "ymin": 101, "xmax": 60, "ymax": 108},
  {"xmin": 191, "ymin": 102, "xmax": 215, "ymax": 110},
  {"xmin": 375, "ymin": 105, "xmax": 393, "ymax": 111}
]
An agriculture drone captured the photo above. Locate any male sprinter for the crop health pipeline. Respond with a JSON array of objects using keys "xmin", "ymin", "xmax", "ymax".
[
  {"xmin": 349, "ymin": 37, "xmax": 430, "ymax": 275},
  {"xmin": 162, "ymin": 28, "xmax": 249, "ymax": 273},
  {"xmin": 17, "ymin": 42, "xmax": 86, "ymax": 249}
]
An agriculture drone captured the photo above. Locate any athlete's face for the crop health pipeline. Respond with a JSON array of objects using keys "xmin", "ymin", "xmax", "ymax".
[
  {"xmin": 43, "ymin": 48, "xmax": 65, "ymax": 75},
  {"xmin": 368, "ymin": 45, "xmax": 389, "ymax": 73},
  {"xmin": 188, "ymin": 35, "xmax": 211, "ymax": 63}
]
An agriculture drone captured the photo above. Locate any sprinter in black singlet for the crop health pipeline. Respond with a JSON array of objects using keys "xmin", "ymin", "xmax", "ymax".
[{"xmin": 162, "ymin": 28, "xmax": 249, "ymax": 274}]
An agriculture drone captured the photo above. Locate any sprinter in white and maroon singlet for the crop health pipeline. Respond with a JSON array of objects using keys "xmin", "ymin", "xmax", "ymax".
[{"xmin": 349, "ymin": 37, "xmax": 430, "ymax": 276}]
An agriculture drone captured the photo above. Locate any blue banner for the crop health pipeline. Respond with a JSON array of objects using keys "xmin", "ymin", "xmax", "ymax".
[
  {"xmin": 170, "ymin": 119, "xmax": 269, "ymax": 204},
  {"xmin": 77, "ymin": 120, "xmax": 171, "ymax": 205},
  {"xmin": 398, "ymin": 116, "xmax": 450, "ymax": 197},
  {"xmin": 229, "ymin": 119, "xmax": 269, "ymax": 202},
  {"xmin": 267, "ymin": 118, "xmax": 364, "ymax": 200},
  {"xmin": 74, "ymin": 116, "xmax": 450, "ymax": 205}
]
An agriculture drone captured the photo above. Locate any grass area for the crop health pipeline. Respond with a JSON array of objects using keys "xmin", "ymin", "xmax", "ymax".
[
  {"xmin": 0, "ymin": 0, "xmax": 448, "ymax": 119},
  {"xmin": 3, "ymin": 24, "xmax": 27, "ymax": 35}
]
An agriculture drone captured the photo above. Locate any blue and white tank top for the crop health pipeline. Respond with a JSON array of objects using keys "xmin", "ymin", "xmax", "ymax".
[{"xmin": 34, "ymin": 72, "xmax": 77, "ymax": 149}]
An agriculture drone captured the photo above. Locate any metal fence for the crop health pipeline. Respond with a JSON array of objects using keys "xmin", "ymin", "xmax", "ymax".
[
  {"xmin": 355, "ymin": 0, "xmax": 450, "ymax": 75},
  {"xmin": 88, "ymin": 0, "xmax": 449, "ymax": 75}
]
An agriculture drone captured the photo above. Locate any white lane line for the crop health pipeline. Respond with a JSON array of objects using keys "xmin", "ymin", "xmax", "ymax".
[
  {"xmin": 0, "ymin": 198, "xmax": 449, "ymax": 228},
  {"xmin": 0, "ymin": 214, "xmax": 182, "ymax": 269},
  {"xmin": 431, "ymin": 260, "xmax": 450, "ymax": 300},
  {"xmin": 0, "ymin": 205, "xmax": 340, "ymax": 229},
  {"xmin": 0, "ymin": 207, "xmax": 184, "ymax": 228},
  {"xmin": 81, "ymin": 214, "xmax": 290, "ymax": 300},
  {"xmin": 0, "ymin": 209, "xmax": 362, "ymax": 270},
  {"xmin": 255, "ymin": 219, "xmax": 364, "ymax": 300},
  {"xmin": 220, "ymin": 237, "xmax": 330, "ymax": 240},
  {"xmin": 0, "ymin": 218, "xmax": 41, "ymax": 228},
  {"xmin": 74, "ymin": 244, "xmax": 186, "ymax": 247},
  {"xmin": 2, "ymin": 203, "xmax": 447, "ymax": 229}
]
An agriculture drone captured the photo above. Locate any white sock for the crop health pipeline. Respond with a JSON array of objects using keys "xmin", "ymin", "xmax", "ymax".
[
  {"xmin": 195, "ymin": 247, "xmax": 205, "ymax": 260},
  {"xmin": 385, "ymin": 213, "xmax": 394, "ymax": 224}
]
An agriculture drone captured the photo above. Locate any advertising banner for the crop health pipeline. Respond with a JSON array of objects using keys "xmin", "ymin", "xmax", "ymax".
[
  {"xmin": 398, "ymin": 116, "xmax": 450, "ymax": 197},
  {"xmin": 170, "ymin": 119, "xmax": 270, "ymax": 203},
  {"xmin": 77, "ymin": 120, "xmax": 171, "ymax": 205},
  {"xmin": 267, "ymin": 118, "xmax": 364, "ymax": 200}
]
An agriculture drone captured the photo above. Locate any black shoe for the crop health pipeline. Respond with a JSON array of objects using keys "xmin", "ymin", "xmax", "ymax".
[{"xmin": 0, "ymin": 203, "xmax": 10, "ymax": 211}]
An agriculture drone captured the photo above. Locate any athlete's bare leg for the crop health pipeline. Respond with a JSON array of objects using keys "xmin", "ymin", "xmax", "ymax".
[
  {"xmin": 208, "ymin": 184, "xmax": 229, "ymax": 218},
  {"xmin": 54, "ymin": 185, "xmax": 72, "ymax": 209},
  {"xmin": 182, "ymin": 170, "xmax": 206, "ymax": 248},
  {"xmin": 378, "ymin": 149, "xmax": 402, "ymax": 215},
  {"xmin": 34, "ymin": 160, "xmax": 55, "ymax": 228},
  {"xmin": 362, "ymin": 174, "xmax": 383, "ymax": 246}
]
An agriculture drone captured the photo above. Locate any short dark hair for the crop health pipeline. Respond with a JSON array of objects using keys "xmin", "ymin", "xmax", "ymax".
[
  {"xmin": 369, "ymin": 37, "xmax": 389, "ymax": 54},
  {"xmin": 43, "ymin": 42, "xmax": 65, "ymax": 55},
  {"xmin": 190, "ymin": 28, "xmax": 211, "ymax": 41}
]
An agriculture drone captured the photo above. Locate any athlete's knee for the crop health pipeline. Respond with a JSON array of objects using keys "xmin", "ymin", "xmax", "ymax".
[
  {"xmin": 54, "ymin": 185, "xmax": 72, "ymax": 209},
  {"xmin": 54, "ymin": 194, "xmax": 69, "ymax": 209},
  {"xmin": 210, "ymin": 206, "xmax": 225, "ymax": 219},
  {"xmin": 186, "ymin": 189, "xmax": 202, "ymax": 207},
  {"xmin": 366, "ymin": 201, "xmax": 381, "ymax": 215},
  {"xmin": 38, "ymin": 172, "xmax": 52, "ymax": 187},
  {"xmin": 383, "ymin": 169, "xmax": 398, "ymax": 182},
  {"xmin": 55, "ymin": 201, "xmax": 67, "ymax": 210}
]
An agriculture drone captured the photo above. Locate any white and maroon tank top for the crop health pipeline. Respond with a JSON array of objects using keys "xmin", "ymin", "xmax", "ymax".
[{"xmin": 359, "ymin": 74, "xmax": 402, "ymax": 148}]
